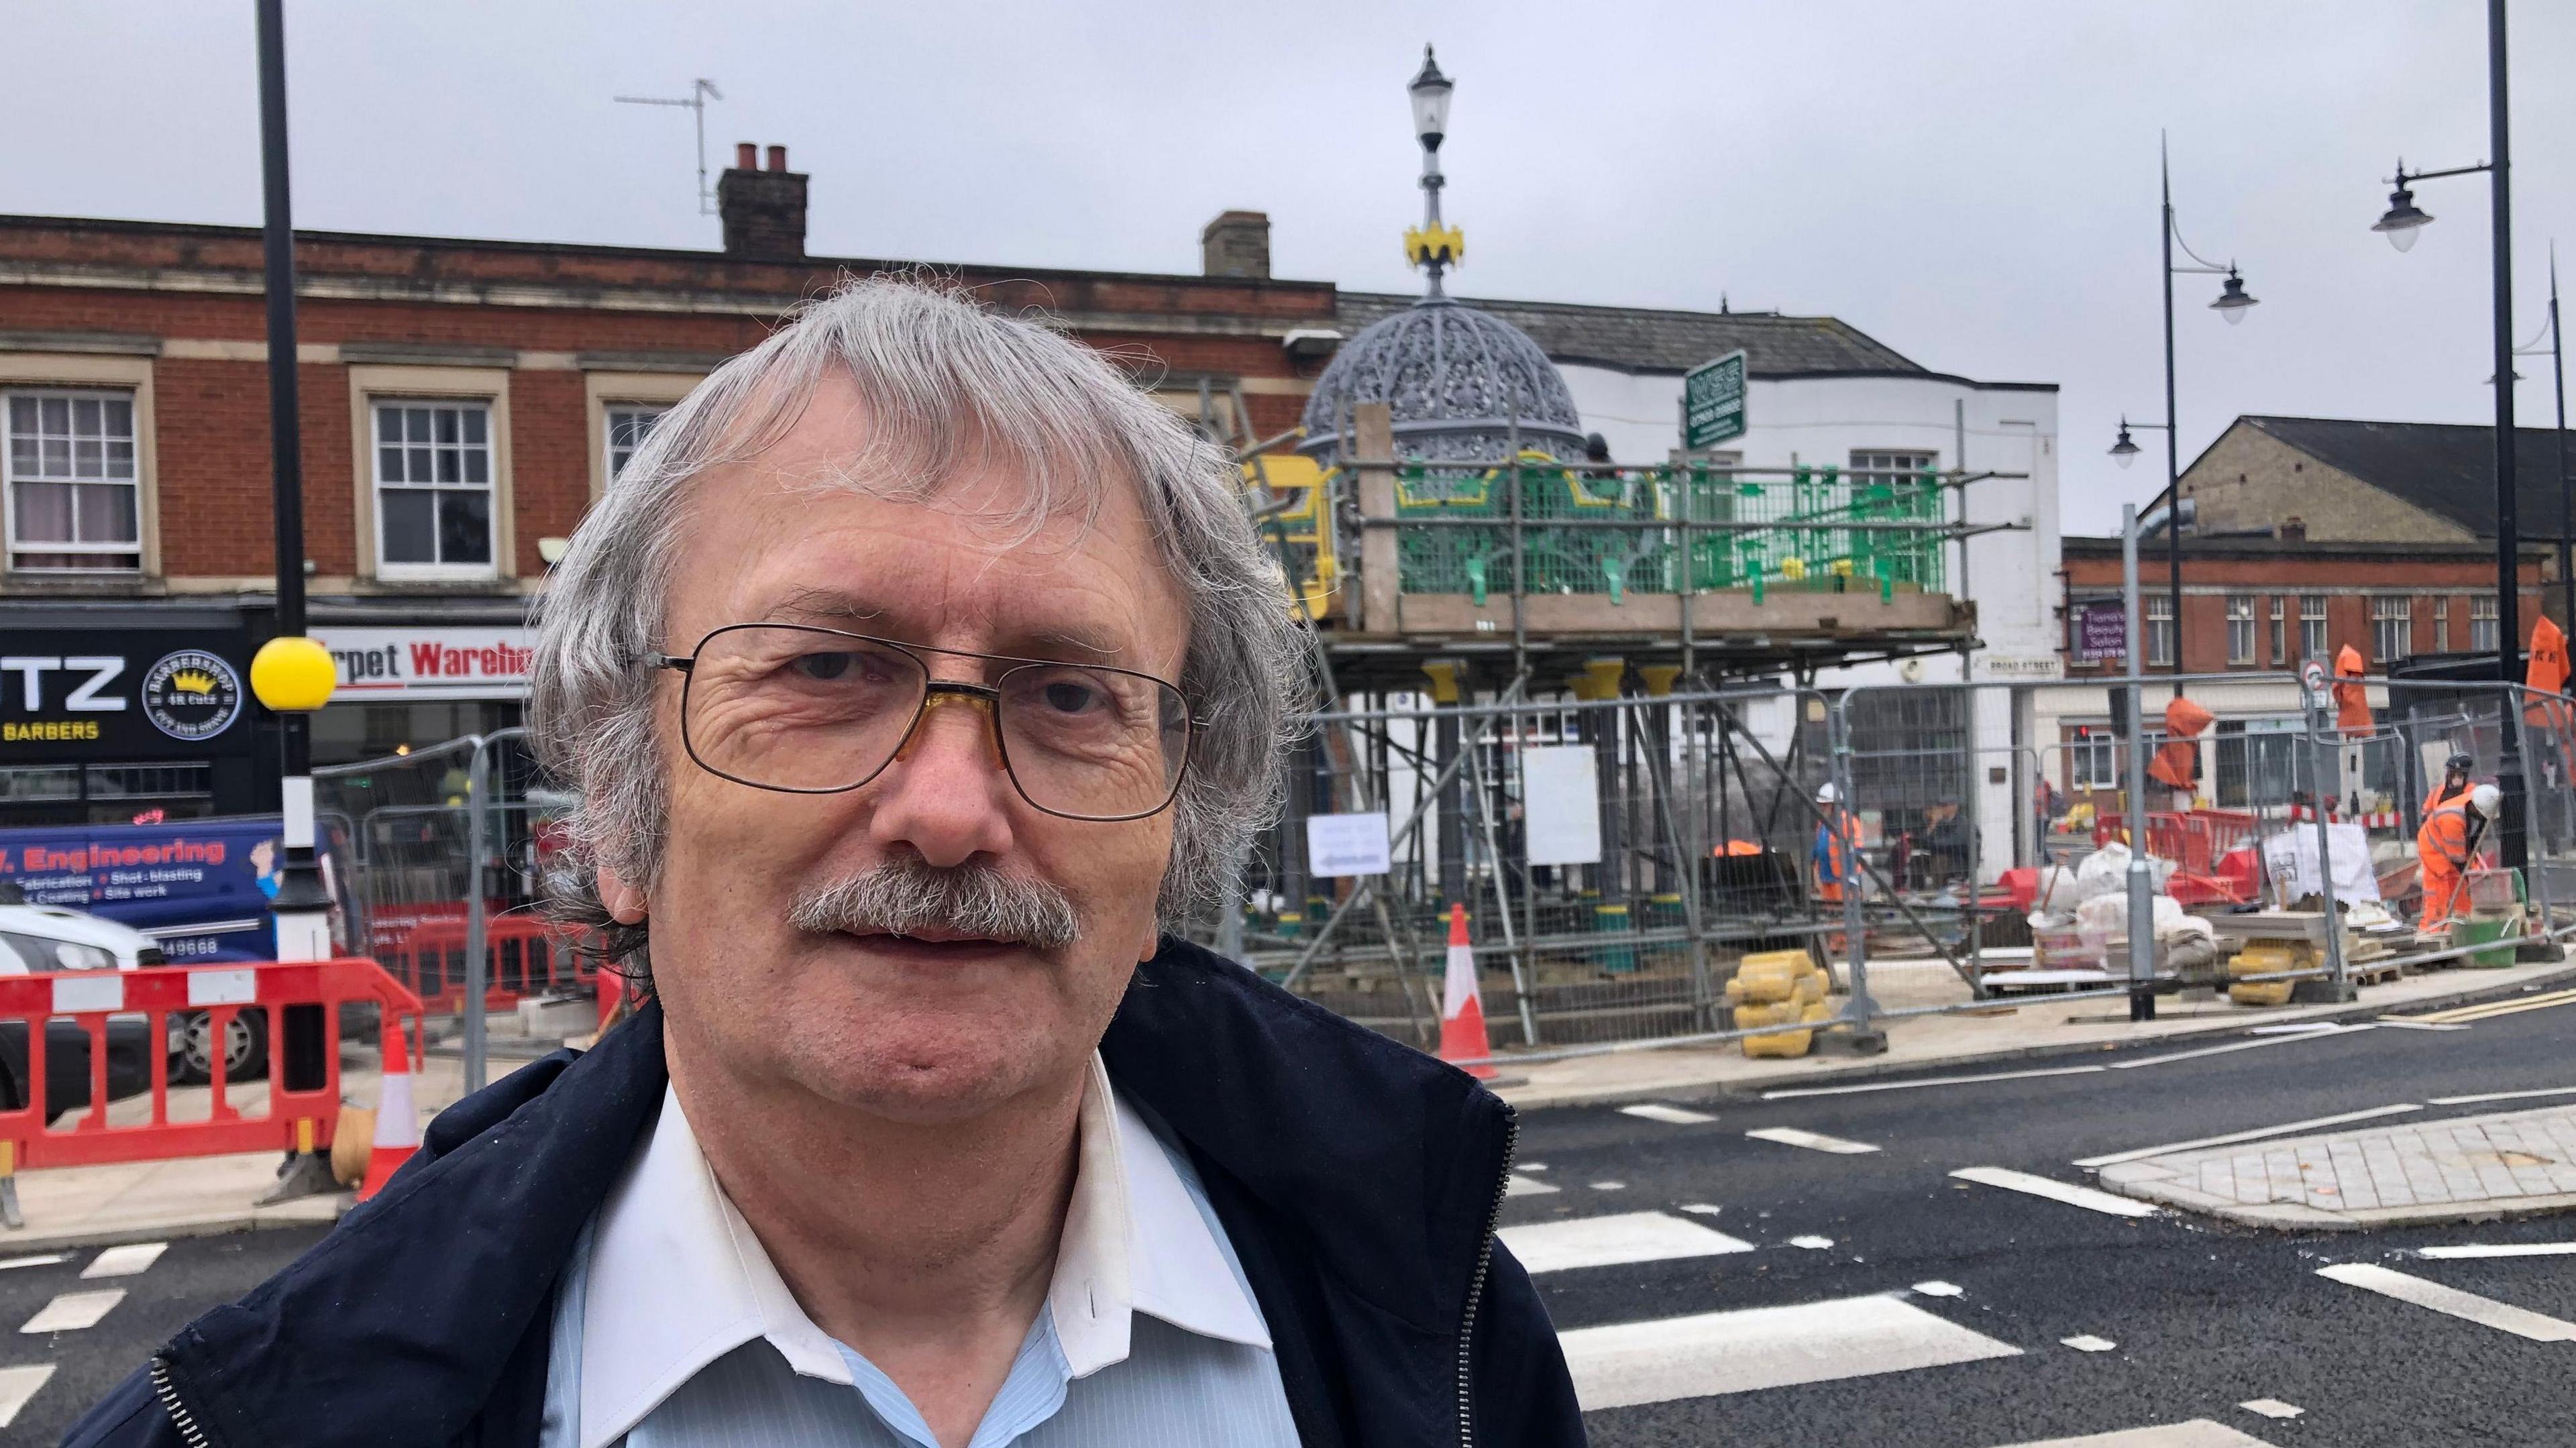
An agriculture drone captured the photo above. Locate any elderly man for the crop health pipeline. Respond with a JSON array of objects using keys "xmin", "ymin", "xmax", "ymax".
[{"xmin": 68, "ymin": 281, "xmax": 1581, "ymax": 1448}]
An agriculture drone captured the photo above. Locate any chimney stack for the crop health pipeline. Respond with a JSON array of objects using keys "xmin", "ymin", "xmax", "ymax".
[
  {"xmin": 718, "ymin": 141, "xmax": 808, "ymax": 262},
  {"xmin": 1201, "ymin": 211, "xmax": 1271, "ymax": 280},
  {"xmin": 2282, "ymin": 516, "xmax": 2307, "ymax": 543}
]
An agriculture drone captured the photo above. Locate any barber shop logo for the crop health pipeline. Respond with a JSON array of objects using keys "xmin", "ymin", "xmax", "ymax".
[{"xmin": 142, "ymin": 651, "xmax": 243, "ymax": 742}]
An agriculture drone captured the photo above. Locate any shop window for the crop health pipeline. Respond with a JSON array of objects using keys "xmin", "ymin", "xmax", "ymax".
[
  {"xmin": 372, "ymin": 400, "xmax": 494, "ymax": 577},
  {"xmin": 4, "ymin": 389, "xmax": 140, "ymax": 573}
]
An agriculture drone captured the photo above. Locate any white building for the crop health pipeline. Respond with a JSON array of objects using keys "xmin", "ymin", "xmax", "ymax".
[{"xmin": 1336, "ymin": 292, "xmax": 2063, "ymax": 880}]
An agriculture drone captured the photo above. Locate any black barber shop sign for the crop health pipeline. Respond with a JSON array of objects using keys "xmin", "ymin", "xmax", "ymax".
[{"xmin": 0, "ymin": 626, "xmax": 256, "ymax": 760}]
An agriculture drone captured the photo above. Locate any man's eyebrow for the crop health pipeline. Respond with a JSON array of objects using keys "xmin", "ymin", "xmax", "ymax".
[{"xmin": 762, "ymin": 590, "xmax": 888, "ymax": 626}]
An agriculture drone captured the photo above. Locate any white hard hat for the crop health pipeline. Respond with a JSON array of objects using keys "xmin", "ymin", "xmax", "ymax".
[
  {"xmin": 2471, "ymin": 783, "xmax": 2502, "ymax": 818},
  {"xmin": 1815, "ymin": 782, "xmax": 1841, "ymax": 805}
]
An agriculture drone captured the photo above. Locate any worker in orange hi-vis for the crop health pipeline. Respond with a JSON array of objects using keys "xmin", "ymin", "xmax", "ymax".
[
  {"xmin": 2423, "ymin": 750, "xmax": 2475, "ymax": 815},
  {"xmin": 2418, "ymin": 782, "xmax": 2501, "ymax": 928},
  {"xmin": 1811, "ymin": 782, "xmax": 1862, "ymax": 905},
  {"xmin": 2526, "ymin": 616, "xmax": 2575, "ymax": 787}
]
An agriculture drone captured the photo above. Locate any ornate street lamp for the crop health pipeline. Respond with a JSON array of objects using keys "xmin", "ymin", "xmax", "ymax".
[{"xmin": 1403, "ymin": 46, "xmax": 1462, "ymax": 296}]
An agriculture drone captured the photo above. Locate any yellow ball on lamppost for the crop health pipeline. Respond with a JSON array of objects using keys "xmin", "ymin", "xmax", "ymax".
[{"xmin": 250, "ymin": 636, "xmax": 337, "ymax": 713}]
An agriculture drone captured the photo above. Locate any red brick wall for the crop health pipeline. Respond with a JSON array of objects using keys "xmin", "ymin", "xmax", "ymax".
[{"xmin": 0, "ymin": 220, "xmax": 1333, "ymax": 586}]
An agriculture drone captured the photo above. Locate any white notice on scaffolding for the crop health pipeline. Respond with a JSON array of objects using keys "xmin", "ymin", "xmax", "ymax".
[
  {"xmin": 1523, "ymin": 745, "xmax": 1603, "ymax": 866},
  {"xmin": 1306, "ymin": 812, "xmax": 1392, "ymax": 878}
]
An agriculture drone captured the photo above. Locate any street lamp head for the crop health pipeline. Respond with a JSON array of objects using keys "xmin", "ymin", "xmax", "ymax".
[
  {"xmin": 2211, "ymin": 268, "xmax": 2257, "ymax": 324},
  {"xmin": 1408, "ymin": 44, "xmax": 1453, "ymax": 151},
  {"xmin": 2110, "ymin": 421, "xmax": 2141, "ymax": 468},
  {"xmin": 2373, "ymin": 184, "xmax": 2432, "ymax": 252}
]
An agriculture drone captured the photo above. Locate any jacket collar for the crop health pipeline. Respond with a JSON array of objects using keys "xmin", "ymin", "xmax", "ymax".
[{"xmin": 156, "ymin": 938, "xmax": 1509, "ymax": 1447}]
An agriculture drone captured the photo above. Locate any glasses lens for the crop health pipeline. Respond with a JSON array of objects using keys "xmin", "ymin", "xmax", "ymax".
[
  {"xmin": 997, "ymin": 663, "xmax": 1188, "ymax": 818},
  {"xmin": 683, "ymin": 626, "xmax": 926, "ymax": 791}
]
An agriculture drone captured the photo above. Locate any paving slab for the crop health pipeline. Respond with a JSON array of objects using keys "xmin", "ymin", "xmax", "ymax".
[{"xmin": 2100, "ymin": 1102, "xmax": 2576, "ymax": 1230}]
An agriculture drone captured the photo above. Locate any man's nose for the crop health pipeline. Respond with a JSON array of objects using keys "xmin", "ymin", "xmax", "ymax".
[{"xmin": 867, "ymin": 690, "xmax": 1016, "ymax": 867}]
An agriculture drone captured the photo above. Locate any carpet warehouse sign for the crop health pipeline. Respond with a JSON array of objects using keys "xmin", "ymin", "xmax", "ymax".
[{"xmin": 317, "ymin": 626, "xmax": 535, "ymax": 700}]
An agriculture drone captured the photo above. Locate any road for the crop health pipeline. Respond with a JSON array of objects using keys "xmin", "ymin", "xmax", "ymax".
[{"xmin": 2, "ymin": 996, "xmax": 2573, "ymax": 1445}]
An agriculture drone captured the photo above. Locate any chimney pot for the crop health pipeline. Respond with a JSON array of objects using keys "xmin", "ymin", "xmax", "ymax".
[
  {"xmin": 718, "ymin": 143, "xmax": 809, "ymax": 262},
  {"xmin": 1200, "ymin": 210, "xmax": 1272, "ymax": 280}
]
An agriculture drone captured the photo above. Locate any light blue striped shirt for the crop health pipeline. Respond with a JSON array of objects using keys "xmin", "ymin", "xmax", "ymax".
[{"xmin": 537, "ymin": 1063, "xmax": 1300, "ymax": 1448}]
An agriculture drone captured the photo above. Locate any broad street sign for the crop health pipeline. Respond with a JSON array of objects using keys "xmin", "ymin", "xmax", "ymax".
[{"xmin": 1682, "ymin": 349, "xmax": 1748, "ymax": 451}]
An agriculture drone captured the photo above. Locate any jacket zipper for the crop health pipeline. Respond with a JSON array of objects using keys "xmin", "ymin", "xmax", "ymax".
[
  {"xmin": 1455, "ymin": 1103, "xmax": 1518, "ymax": 1448},
  {"xmin": 150, "ymin": 1357, "xmax": 212, "ymax": 1448}
]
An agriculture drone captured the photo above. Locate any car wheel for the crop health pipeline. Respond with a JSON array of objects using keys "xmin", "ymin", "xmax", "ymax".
[{"xmin": 172, "ymin": 1009, "xmax": 270, "ymax": 1085}]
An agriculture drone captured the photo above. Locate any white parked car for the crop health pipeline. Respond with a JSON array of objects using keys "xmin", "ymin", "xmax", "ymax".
[{"xmin": 0, "ymin": 901, "xmax": 265, "ymax": 1088}]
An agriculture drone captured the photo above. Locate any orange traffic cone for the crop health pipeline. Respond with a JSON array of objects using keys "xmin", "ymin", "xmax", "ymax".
[
  {"xmin": 357, "ymin": 1020, "xmax": 420, "ymax": 1202},
  {"xmin": 1438, "ymin": 903, "xmax": 1498, "ymax": 1080}
]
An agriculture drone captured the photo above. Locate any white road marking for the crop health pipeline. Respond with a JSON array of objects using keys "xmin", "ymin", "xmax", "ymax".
[
  {"xmin": 2245, "ymin": 1022, "xmax": 2344, "ymax": 1036},
  {"xmin": 1913, "ymin": 1280, "xmax": 1965, "ymax": 1297},
  {"xmin": 1619, "ymin": 1103, "xmax": 1717, "ymax": 1125},
  {"xmin": 1747, "ymin": 1126, "xmax": 1881, "ymax": 1155},
  {"xmin": 0, "ymin": 1254, "xmax": 68, "ymax": 1273},
  {"xmin": 1763, "ymin": 1065, "xmax": 2106, "ymax": 1101},
  {"xmin": 2070, "ymin": 1104, "xmax": 2424, "ymax": 1168},
  {"xmin": 1506, "ymin": 1172, "xmax": 1559, "ymax": 1196},
  {"xmin": 2374, "ymin": 1017, "xmax": 2471, "ymax": 1032},
  {"xmin": 2237, "ymin": 1400, "xmax": 2304, "ymax": 1421},
  {"xmin": 2416, "ymin": 1241, "xmax": 2576, "ymax": 1260},
  {"xmin": 1500, "ymin": 1211, "xmax": 1755, "ymax": 1274},
  {"xmin": 2316, "ymin": 1263, "xmax": 2576, "ymax": 1341},
  {"xmin": 2105, "ymin": 1025, "xmax": 2373, "ymax": 1070},
  {"xmin": 1679, "ymin": 1203, "xmax": 1725, "ymax": 1217},
  {"xmin": 2060, "ymin": 1334, "xmax": 2118, "ymax": 1352},
  {"xmin": 19, "ymin": 1289, "xmax": 125, "ymax": 1334},
  {"xmin": 1589, "ymin": 1180, "xmax": 1627, "ymax": 1191},
  {"xmin": 0, "ymin": 1364, "xmax": 55, "ymax": 1430},
  {"xmin": 1951, "ymin": 1166, "xmax": 2162, "ymax": 1218},
  {"xmin": 2412, "ymin": 989, "xmax": 2576, "ymax": 1025},
  {"xmin": 1557, "ymin": 1292, "xmax": 2022, "ymax": 1410},
  {"xmin": 1988, "ymin": 1423, "xmax": 2279, "ymax": 1447},
  {"xmin": 81, "ymin": 1242, "xmax": 168, "ymax": 1280},
  {"xmin": 2427, "ymin": 1084, "xmax": 2576, "ymax": 1106},
  {"xmin": 1789, "ymin": 1235, "xmax": 1836, "ymax": 1249}
]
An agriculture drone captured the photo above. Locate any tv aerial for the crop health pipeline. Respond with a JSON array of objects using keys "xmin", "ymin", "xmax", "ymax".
[{"xmin": 614, "ymin": 77, "xmax": 724, "ymax": 216}]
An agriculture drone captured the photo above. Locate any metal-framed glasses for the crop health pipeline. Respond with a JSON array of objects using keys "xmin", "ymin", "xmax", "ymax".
[{"xmin": 649, "ymin": 624, "xmax": 1193, "ymax": 822}]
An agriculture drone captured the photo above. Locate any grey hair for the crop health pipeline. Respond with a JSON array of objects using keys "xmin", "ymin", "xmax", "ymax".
[{"xmin": 529, "ymin": 276, "xmax": 1311, "ymax": 978}]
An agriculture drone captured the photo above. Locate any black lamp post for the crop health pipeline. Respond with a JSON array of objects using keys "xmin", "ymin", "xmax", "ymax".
[
  {"xmin": 1404, "ymin": 46, "xmax": 1460, "ymax": 296},
  {"xmin": 2112, "ymin": 133, "xmax": 2259, "ymax": 700},
  {"xmin": 2509, "ymin": 247, "xmax": 2569, "ymax": 628},
  {"xmin": 2370, "ymin": 0, "xmax": 2524, "ymax": 871}
]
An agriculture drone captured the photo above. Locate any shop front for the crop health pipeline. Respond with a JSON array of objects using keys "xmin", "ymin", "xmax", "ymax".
[
  {"xmin": 0, "ymin": 605, "xmax": 270, "ymax": 826},
  {"xmin": 311, "ymin": 622, "xmax": 531, "ymax": 765}
]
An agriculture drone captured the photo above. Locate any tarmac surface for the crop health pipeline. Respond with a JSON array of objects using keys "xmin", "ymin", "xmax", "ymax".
[{"xmin": 5, "ymin": 992, "xmax": 2575, "ymax": 1445}]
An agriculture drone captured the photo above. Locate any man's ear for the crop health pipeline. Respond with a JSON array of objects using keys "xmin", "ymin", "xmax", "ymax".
[{"xmin": 599, "ymin": 863, "xmax": 649, "ymax": 925}]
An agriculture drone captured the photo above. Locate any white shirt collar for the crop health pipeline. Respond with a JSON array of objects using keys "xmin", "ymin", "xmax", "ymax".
[{"xmin": 576, "ymin": 1056, "xmax": 1269, "ymax": 1448}]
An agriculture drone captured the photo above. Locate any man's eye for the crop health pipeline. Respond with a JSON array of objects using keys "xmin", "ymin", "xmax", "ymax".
[
  {"xmin": 1041, "ymin": 680, "xmax": 1101, "ymax": 713},
  {"xmin": 792, "ymin": 652, "xmax": 856, "ymax": 681}
]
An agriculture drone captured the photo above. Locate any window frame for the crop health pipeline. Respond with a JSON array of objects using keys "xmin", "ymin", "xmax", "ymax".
[
  {"xmin": 2471, "ymin": 594, "xmax": 2500, "ymax": 653},
  {"xmin": 368, "ymin": 398, "xmax": 499, "ymax": 580},
  {"xmin": 2145, "ymin": 592, "xmax": 2176, "ymax": 668},
  {"xmin": 2299, "ymin": 593, "xmax": 2329, "ymax": 661},
  {"xmin": 0, "ymin": 353, "xmax": 158, "ymax": 582},
  {"xmin": 584, "ymin": 370, "xmax": 702, "ymax": 501},
  {"xmin": 2069, "ymin": 728, "xmax": 2121, "ymax": 789},
  {"xmin": 2268, "ymin": 595, "xmax": 2286, "ymax": 665},
  {"xmin": 3, "ymin": 387, "xmax": 143, "ymax": 574},
  {"xmin": 347, "ymin": 365, "xmax": 512, "ymax": 584},
  {"xmin": 2372, "ymin": 594, "xmax": 2412, "ymax": 664},
  {"xmin": 2226, "ymin": 594, "xmax": 2256, "ymax": 666}
]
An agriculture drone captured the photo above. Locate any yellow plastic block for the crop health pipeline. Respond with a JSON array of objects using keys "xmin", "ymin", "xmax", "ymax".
[
  {"xmin": 2229, "ymin": 979, "xmax": 2295, "ymax": 1007},
  {"xmin": 1739, "ymin": 949, "xmax": 1813, "ymax": 976},
  {"xmin": 1737, "ymin": 999, "xmax": 1820, "ymax": 1058}
]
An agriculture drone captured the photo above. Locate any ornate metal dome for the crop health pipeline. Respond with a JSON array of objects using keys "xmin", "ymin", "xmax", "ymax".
[{"xmin": 1299, "ymin": 296, "xmax": 1587, "ymax": 463}]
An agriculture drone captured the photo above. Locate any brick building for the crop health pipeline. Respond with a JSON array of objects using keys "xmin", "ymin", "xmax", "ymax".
[{"xmin": 0, "ymin": 146, "xmax": 1338, "ymax": 823}]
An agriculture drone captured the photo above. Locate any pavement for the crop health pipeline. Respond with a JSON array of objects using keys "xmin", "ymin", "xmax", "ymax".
[
  {"xmin": 1492, "ymin": 950, "xmax": 2576, "ymax": 1110},
  {"xmin": 13, "ymin": 992, "xmax": 2576, "ymax": 1445},
  {"xmin": 4, "ymin": 953, "xmax": 2570, "ymax": 1255}
]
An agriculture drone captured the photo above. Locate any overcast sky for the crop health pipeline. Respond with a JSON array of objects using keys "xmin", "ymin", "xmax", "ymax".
[{"xmin": 9, "ymin": 1, "xmax": 2573, "ymax": 537}]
